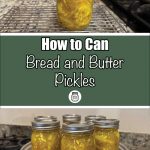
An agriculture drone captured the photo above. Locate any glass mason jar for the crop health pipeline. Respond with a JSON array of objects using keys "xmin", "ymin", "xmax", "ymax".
[
  {"xmin": 93, "ymin": 119, "xmax": 120, "ymax": 150},
  {"xmin": 63, "ymin": 114, "xmax": 81, "ymax": 124},
  {"xmin": 34, "ymin": 115, "xmax": 57, "ymax": 122},
  {"xmin": 61, "ymin": 123, "xmax": 95, "ymax": 150},
  {"xmin": 31, "ymin": 120, "xmax": 60, "ymax": 150},
  {"xmin": 85, "ymin": 115, "xmax": 106, "ymax": 123},
  {"xmin": 57, "ymin": 0, "xmax": 94, "ymax": 30}
]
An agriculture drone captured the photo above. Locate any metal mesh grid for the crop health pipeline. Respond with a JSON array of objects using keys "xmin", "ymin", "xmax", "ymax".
[{"xmin": 0, "ymin": 0, "xmax": 132, "ymax": 32}]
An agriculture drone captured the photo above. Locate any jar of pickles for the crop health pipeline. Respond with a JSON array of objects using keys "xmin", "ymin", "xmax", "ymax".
[
  {"xmin": 93, "ymin": 119, "xmax": 120, "ymax": 150},
  {"xmin": 31, "ymin": 120, "xmax": 60, "ymax": 150},
  {"xmin": 85, "ymin": 115, "xmax": 106, "ymax": 123},
  {"xmin": 61, "ymin": 123, "xmax": 95, "ymax": 150},
  {"xmin": 63, "ymin": 114, "xmax": 81, "ymax": 124},
  {"xmin": 57, "ymin": 0, "xmax": 94, "ymax": 30},
  {"xmin": 34, "ymin": 115, "xmax": 57, "ymax": 122}
]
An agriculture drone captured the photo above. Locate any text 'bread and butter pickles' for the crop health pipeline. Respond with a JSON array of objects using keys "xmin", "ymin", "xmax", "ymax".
[
  {"xmin": 26, "ymin": 55, "xmax": 124, "ymax": 70},
  {"xmin": 41, "ymin": 38, "xmax": 109, "ymax": 51}
]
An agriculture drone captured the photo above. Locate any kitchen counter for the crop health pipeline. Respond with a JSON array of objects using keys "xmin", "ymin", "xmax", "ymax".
[
  {"xmin": 0, "ymin": 0, "xmax": 132, "ymax": 32},
  {"xmin": 0, "ymin": 124, "xmax": 150, "ymax": 150},
  {"xmin": 120, "ymin": 132, "xmax": 150, "ymax": 150}
]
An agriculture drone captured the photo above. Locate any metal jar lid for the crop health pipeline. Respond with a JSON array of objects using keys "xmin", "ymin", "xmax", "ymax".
[
  {"xmin": 34, "ymin": 116, "xmax": 57, "ymax": 122},
  {"xmin": 62, "ymin": 123, "xmax": 94, "ymax": 134},
  {"xmin": 85, "ymin": 115, "xmax": 106, "ymax": 123},
  {"xmin": 32, "ymin": 120, "xmax": 60, "ymax": 130},
  {"xmin": 63, "ymin": 114, "xmax": 81, "ymax": 123},
  {"xmin": 94, "ymin": 119, "xmax": 119, "ymax": 129}
]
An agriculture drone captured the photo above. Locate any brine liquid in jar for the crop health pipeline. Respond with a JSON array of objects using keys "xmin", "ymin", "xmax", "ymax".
[
  {"xmin": 57, "ymin": 0, "xmax": 94, "ymax": 30},
  {"xmin": 61, "ymin": 123, "xmax": 95, "ymax": 150},
  {"xmin": 31, "ymin": 120, "xmax": 60, "ymax": 150},
  {"xmin": 93, "ymin": 119, "xmax": 120, "ymax": 150},
  {"xmin": 62, "ymin": 114, "xmax": 81, "ymax": 124}
]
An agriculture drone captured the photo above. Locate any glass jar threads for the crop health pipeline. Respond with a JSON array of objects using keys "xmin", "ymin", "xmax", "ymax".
[
  {"xmin": 61, "ymin": 123, "xmax": 95, "ymax": 150},
  {"xmin": 57, "ymin": 0, "xmax": 94, "ymax": 30},
  {"xmin": 85, "ymin": 115, "xmax": 106, "ymax": 123},
  {"xmin": 93, "ymin": 119, "xmax": 120, "ymax": 150},
  {"xmin": 31, "ymin": 120, "xmax": 60, "ymax": 150},
  {"xmin": 34, "ymin": 116, "xmax": 57, "ymax": 122},
  {"xmin": 63, "ymin": 114, "xmax": 81, "ymax": 124}
]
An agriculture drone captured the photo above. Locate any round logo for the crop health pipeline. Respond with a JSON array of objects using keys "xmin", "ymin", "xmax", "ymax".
[{"xmin": 68, "ymin": 90, "xmax": 82, "ymax": 104}]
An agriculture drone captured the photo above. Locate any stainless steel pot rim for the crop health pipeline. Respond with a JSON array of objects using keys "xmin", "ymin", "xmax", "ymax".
[{"xmin": 21, "ymin": 142, "xmax": 129, "ymax": 150}]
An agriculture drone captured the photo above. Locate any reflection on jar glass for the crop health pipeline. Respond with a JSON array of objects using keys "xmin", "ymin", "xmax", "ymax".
[
  {"xmin": 62, "ymin": 114, "xmax": 81, "ymax": 124},
  {"xmin": 57, "ymin": 0, "xmax": 94, "ymax": 30},
  {"xmin": 61, "ymin": 123, "xmax": 95, "ymax": 150},
  {"xmin": 93, "ymin": 119, "xmax": 120, "ymax": 150},
  {"xmin": 31, "ymin": 120, "xmax": 60, "ymax": 150}
]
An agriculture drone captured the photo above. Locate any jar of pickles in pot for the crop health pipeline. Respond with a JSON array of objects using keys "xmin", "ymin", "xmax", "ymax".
[
  {"xmin": 85, "ymin": 115, "xmax": 106, "ymax": 123},
  {"xmin": 34, "ymin": 115, "xmax": 57, "ymax": 122},
  {"xmin": 93, "ymin": 119, "xmax": 120, "ymax": 150},
  {"xmin": 57, "ymin": 0, "xmax": 94, "ymax": 30},
  {"xmin": 63, "ymin": 114, "xmax": 81, "ymax": 124},
  {"xmin": 61, "ymin": 123, "xmax": 95, "ymax": 150},
  {"xmin": 31, "ymin": 120, "xmax": 60, "ymax": 150}
]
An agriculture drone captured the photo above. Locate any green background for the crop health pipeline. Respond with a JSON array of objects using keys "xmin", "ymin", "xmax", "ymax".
[{"xmin": 0, "ymin": 35, "xmax": 149, "ymax": 106}]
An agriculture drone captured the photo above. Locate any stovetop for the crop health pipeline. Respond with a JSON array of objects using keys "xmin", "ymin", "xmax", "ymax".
[
  {"xmin": 0, "ymin": 135, "xmax": 30, "ymax": 150},
  {"xmin": 103, "ymin": 0, "xmax": 150, "ymax": 32}
]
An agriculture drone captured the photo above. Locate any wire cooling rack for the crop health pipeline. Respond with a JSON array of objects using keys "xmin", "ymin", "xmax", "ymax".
[{"xmin": 0, "ymin": 0, "xmax": 132, "ymax": 32}]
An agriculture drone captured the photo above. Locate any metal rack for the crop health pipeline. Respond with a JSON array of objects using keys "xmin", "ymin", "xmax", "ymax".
[{"xmin": 0, "ymin": 0, "xmax": 132, "ymax": 32}]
